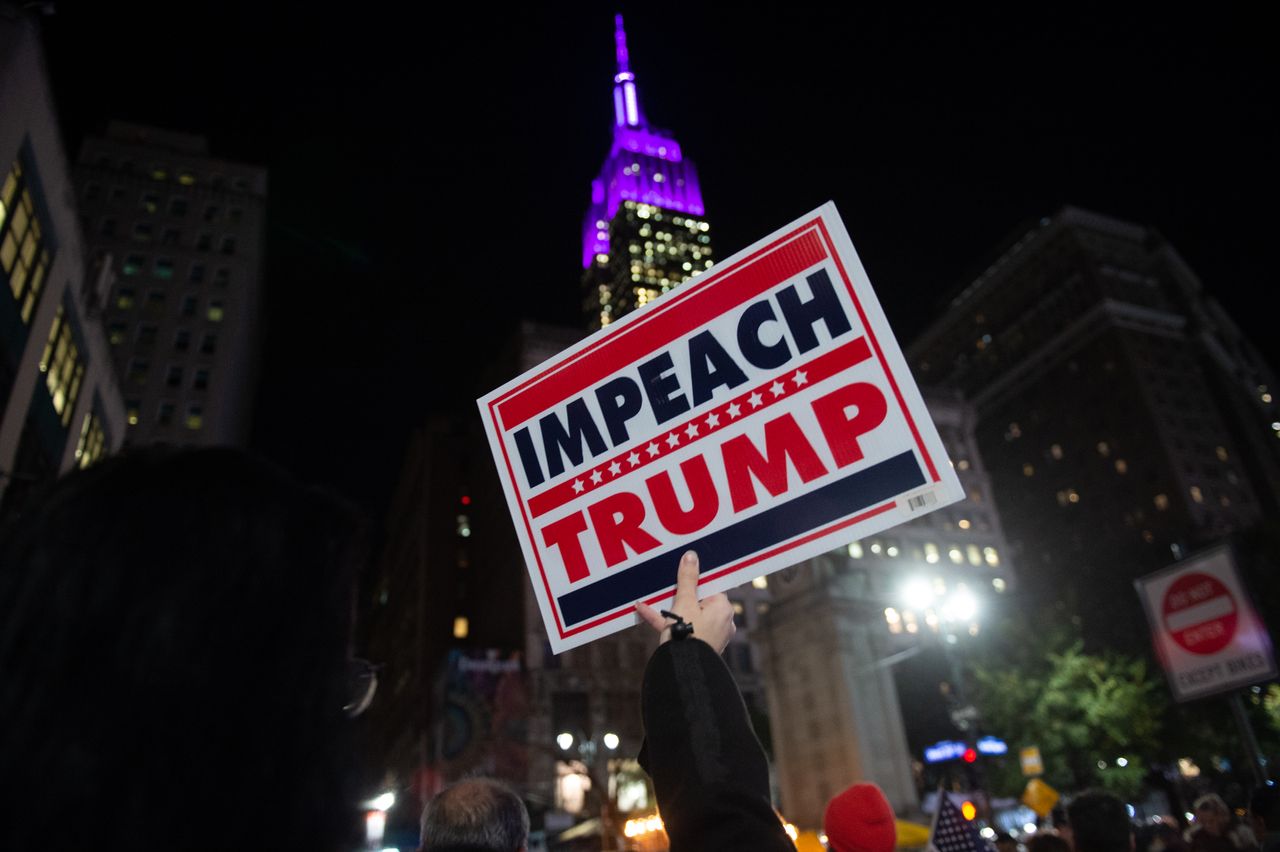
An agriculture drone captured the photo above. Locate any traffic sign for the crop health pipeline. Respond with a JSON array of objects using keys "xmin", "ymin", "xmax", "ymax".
[
  {"xmin": 1020, "ymin": 746, "xmax": 1043, "ymax": 776},
  {"xmin": 1136, "ymin": 545, "xmax": 1277, "ymax": 702}
]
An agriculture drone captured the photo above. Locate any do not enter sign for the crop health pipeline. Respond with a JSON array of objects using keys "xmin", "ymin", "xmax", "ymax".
[
  {"xmin": 1137, "ymin": 546, "xmax": 1277, "ymax": 702},
  {"xmin": 1162, "ymin": 572, "xmax": 1237, "ymax": 655}
]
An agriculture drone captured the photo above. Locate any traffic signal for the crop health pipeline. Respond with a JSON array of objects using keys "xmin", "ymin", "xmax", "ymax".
[
  {"xmin": 963, "ymin": 748, "xmax": 978, "ymax": 763},
  {"xmin": 961, "ymin": 801, "xmax": 977, "ymax": 821}
]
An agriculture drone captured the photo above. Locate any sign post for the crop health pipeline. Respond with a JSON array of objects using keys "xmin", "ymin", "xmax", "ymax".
[{"xmin": 479, "ymin": 203, "xmax": 964, "ymax": 651}]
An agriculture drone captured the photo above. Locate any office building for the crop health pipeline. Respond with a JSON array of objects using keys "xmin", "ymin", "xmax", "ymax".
[
  {"xmin": 0, "ymin": 5, "xmax": 125, "ymax": 516},
  {"xmin": 908, "ymin": 207, "xmax": 1279, "ymax": 651},
  {"xmin": 582, "ymin": 15, "xmax": 714, "ymax": 328},
  {"xmin": 73, "ymin": 121, "xmax": 266, "ymax": 447}
]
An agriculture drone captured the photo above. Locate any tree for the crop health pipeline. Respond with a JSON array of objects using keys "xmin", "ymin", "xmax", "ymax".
[{"xmin": 969, "ymin": 626, "xmax": 1167, "ymax": 800}]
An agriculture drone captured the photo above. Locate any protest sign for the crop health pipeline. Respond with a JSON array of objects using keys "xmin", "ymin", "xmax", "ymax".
[
  {"xmin": 479, "ymin": 203, "xmax": 964, "ymax": 651},
  {"xmin": 1135, "ymin": 545, "xmax": 1277, "ymax": 702}
]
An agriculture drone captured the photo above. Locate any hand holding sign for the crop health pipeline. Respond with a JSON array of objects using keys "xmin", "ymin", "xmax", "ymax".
[{"xmin": 636, "ymin": 551, "xmax": 736, "ymax": 653}]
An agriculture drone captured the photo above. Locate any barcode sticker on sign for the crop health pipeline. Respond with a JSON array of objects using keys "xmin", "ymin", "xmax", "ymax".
[{"xmin": 899, "ymin": 489, "xmax": 939, "ymax": 514}]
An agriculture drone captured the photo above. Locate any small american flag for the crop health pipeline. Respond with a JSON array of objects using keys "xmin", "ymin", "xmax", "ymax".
[{"xmin": 929, "ymin": 794, "xmax": 993, "ymax": 852}]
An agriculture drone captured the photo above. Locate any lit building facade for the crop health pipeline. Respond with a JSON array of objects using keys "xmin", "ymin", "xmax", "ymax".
[
  {"xmin": 0, "ymin": 6, "xmax": 125, "ymax": 517},
  {"xmin": 73, "ymin": 121, "xmax": 266, "ymax": 447},
  {"xmin": 759, "ymin": 391, "xmax": 1016, "ymax": 829},
  {"xmin": 582, "ymin": 15, "xmax": 714, "ymax": 328},
  {"xmin": 908, "ymin": 207, "xmax": 1279, "ymax": 651}
]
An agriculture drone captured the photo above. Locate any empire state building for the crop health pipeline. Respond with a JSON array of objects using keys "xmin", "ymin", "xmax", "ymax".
[{"xmin": 582, "ymin": 15, "xmax": 714, "ymax": 328}]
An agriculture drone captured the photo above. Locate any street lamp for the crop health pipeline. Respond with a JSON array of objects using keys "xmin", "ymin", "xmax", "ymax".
[{"xmin": 556, "ymin": 730, "xmax": 622, "ymax": 849}]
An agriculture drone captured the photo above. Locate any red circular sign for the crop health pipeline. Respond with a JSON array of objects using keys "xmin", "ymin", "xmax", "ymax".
[{"xmin": 1162, "ymin": 572, "xmax": 1237, "ymax": 655}]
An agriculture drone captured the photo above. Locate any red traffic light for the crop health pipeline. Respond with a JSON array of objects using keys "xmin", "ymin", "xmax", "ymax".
[
  {"xmin": 460, "ymin": 495, "xmax": 472, "ymax": 506},
  {"xmin": 963, "ymin": 748, "xmax": 978, "ymax": 763}
]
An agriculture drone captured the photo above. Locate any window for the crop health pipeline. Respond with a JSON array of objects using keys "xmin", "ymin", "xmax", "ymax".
[
  {"xmin": 107, "ymin": 322, "xmax": 126, "ymax": 345},
  {"xmin": 100, "ymin": 218, "xmax": 117, "ymax": 237},
  {"xmin": 181, "ymin": 295, "xmax": 197, "ymax": 316},
  {"xmin": 136, "ymin": 324, "xmax": 157, "ymax": 346},
  {"xmin": 38, "ymin": 304, "xmax": 86, "ymax": 426},
  {"xmin": 169, "ymin": 197, "xmax": 188, "ymax": 217},
  {"xmin": 203, "ymin": 204, "xmax": 219, "ymax": 223},
  {"xmin": 189, "ymin": 262, "xmax": 205, "ymax": 284},
  {"xmin": 219, "ymin": 236, "xmax": 236, "ymax": 256},
  {"xmin": 1, "ymin": 158, "xmax": 54, "ymax": 324},
  {"xmin": 200, "ymin": 333, "xmax": 217, "ymax": 354},
  {"xmin": 139, "ymin": 193, "xmax": 159, "ymax": 214},
  {"xmin": 154, "ymin": 257, "xmax": 175, "ymax": 280},
  {"xmin": 213, "ymin": 267, "xmax": 230, "ymax": 287},
  {"xmin": 145, "ymin": 290, "xmax": 166, "ymax": 313},
  {"xmin": 193, "ymin": 368, "xmax": 210, "ymax": 391},
  {"xmin": 132, "ymin": 222, "xmax": 154, "ymax": 243},
  {"xmin": 166, "ymin": 365, "xmax": 183, "ymax": 388},
  {"xmin": 156, "ymin": 402, "xmax": 175, "ymax": 426},
  {"xmin": 127, "ymin": 359, "xmax": 150, "ymax": 385},
  {"xmin": 125, "ymin": 399, "xmax": 140, "ymax": 426},
  {"xmin": 196, "ymin": 233, "xmax": 211, "ymax": 251},
  {"xmin": 160, "ymin": 228, "xmax": 181, "ymax": 246},
  {"xmin": 174, "ymin": 328, "xmax": 190, "ymax": 351},
  {"xmin": 115, "ymin": 287, "xmax": 136, "ymax": 309},
  {"xmin": 122, "ymin": 254, "xmax": 146, "ymax": 276},
  {"xmin": 184, "ymin": 405, "xmax": 203, "ymax": 430},
  {"xmin": 206, "ymin": 300, "xmax": 224, "ymax": 322},
  {"xmin": 75, "ymin": 410, "xmax": 107, "ymax": 469}
]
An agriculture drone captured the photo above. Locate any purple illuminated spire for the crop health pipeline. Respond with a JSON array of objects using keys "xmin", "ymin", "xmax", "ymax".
[
  {"xmin": 582, "ymin": 13, "xmax": 707, "ymax": 268},
  {"xmin": 613, "ymin": 14, "xmax": 644, "ymax": 128}
]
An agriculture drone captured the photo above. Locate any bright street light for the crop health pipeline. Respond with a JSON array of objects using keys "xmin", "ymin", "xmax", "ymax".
[
  {"xmin": 902, "ymin": 578, "xmax": 935, "ymax": 610},
  {"xmin": 943, "ymin": 586, "xmax": 978, "ymax": 623},
  {"xmin": 556, "ymin": 732, "xmax": 575, "ymax": 751},
  {"xmin": 369, "ymin": 792, "xmax": 395, "ymax": 812},
  {"xmin": 603, "ymin": 732, "xmax": 620, "ymax": 750},
  {"xmin": 1117, "ymin": 757, "xmax": 1129, "ymax": 767}
]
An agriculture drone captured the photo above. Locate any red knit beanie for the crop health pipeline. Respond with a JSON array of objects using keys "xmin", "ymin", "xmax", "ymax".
[{"xmin": 824, "ymin": 783, "xmax": 896, "ymax": 852}]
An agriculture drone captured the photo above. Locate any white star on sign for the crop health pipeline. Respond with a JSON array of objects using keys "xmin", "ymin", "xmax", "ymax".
[
  {"xmin": 749, "ymin": 392, "xmax": 764, "ymax": 408},
  {"xmin": 770, "ymin": 381, "xmax": 786, "ymax": 397},
  {"xmin": 572, "ymin": 479, "xmax": 585, "ymax": 494},
  {"xmin": 666, "ymin": 432, "xmax": 681, "ymax": 448},
  {"xmin": 628, "ymin": 451, "xmax": 641, "ymax": 467},
  {"xmin": 704, "ymin": 412, "xmax": 720, "ymax": 429},
  {"xmin": 608, "ymin": 460, "xmax": 622, "ymax": 476},
  {"xmin": 590, "ymin": 469, "xmax": 603, "ymax": 485},
  {"xmin": 646, "ymin": 442, "xmax": 661, "ymax": 457},
  {"xmin": 684, "ymin": 422, "xmax": 699, "ymax": 439},
  {"xmin": 792, "ymin": 369, "xmax": 808, "ymax": 386},
  {"xmin": 727, "ymin": 402, "xmax": 742, "ymax": 418}
]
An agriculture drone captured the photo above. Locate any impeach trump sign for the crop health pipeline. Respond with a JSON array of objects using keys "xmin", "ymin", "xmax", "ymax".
[{"xmin": 479, "ymin": 203, "xmax": 963, "ymax": 652}]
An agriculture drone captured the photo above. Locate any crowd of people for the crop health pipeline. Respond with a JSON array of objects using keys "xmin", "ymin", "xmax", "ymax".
[{"xmin": 1, "ymin": 447, "xmax": 1275, "ymax": 852}]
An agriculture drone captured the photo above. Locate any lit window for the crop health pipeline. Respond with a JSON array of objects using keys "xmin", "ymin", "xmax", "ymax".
[
  {"xmin": 948, "ymin": 547, "xmax": 964, "ymax": 564},
  {"xmin": 869, "ymin": 541, "xmax": 882, "ymax": 555},
  {"xmin": 958, "ymin": 519, "xmax": 971, "ymax": 530},
  {"xmin": 75, "ymin": 410, "xmax": 107, "ymax": 469},
  {"xmin": 1154, "ymin": 494, "xmax": 1169, "ymax": 511},
  {"xmin": 956, "ymin": 459, "xmax": 971, "ymax": 471},
  {"xmin": 992, "ymin": 577, "xmax": 1007, "ymax": 593},
  {"xmin": 456, "ymin": 514, "xmax": 471, "ymax": 538},
  {"xmin": 177, "ymin": 173, "xmax": 196, "ymax": 186},
  {"xmin": 125, "ymin": 400, "xmax": 140, "ymax": 426},
  {"xmin": 1097, "ymin": 441, "xmax": 1110, "ymax": 456},
  {"xmin": 1215, "ymin": 446, "xmax": 1229, "ymax": 462},
  {"xmin": 885, "ymin": 608, "xmax": 902, "ymax": 634},
  {"xmin": 122, "ymin": 254, "xmax": 146, "ymax": 276},
  {"xmin": 206, "ymin": 301, "xmax": 224, "ymax": 322},
  {"xmin": 1, "ymin": 159, "xmax": 53, "ymax": 323},
  {"xmin": 184, "ymin": 405, "xmax": 203, "ymax": 430},
  {"xmin": 139, "ymin": 192, "xmax": 159, "ymax": 214},
  {"xmin": 886, "ymin": 544, "xmax": 900, "ymax": 557},
  {"xmin": 1050, "ymin": 443, "xmax": 1064, "ymax": 460},
  {"xmin": 1022, "ymin": 463, "xmax": 1035, "ymax": 477},
  {"xmin": 453, "ymin": 616, "xmax": 469, "ymax": 639},
  {"xmin": 983, "ymin": 546, "xmax": 999, "ymax": 567},
  {"xmin": 108, "ymin": 322, "xmax": 126, "ymax": 345},
  {"xmin": 1006, "ymin": 422, "xmax": 1022, "ymax": 440},
  {"xmin": 1115, "ymin": 459, "xmax": 1128, "ymax": 474},
  {"xmin": 848, "ymin": 541, "xmax": 863, "ymax": 559},
  {"xmin": 751, "ymin": 575, "xmax": 768, "ymax": 590},
  {"xmin": 154, "ymin": 257, "xmax": 175, "ymax": 280},
  {"xmin": 149, "ymin": 167, "xmax": 167, "ymax": 181},
  {"xmin": 38, "ymin": 304, "xmax": 86, "ymax": 426},
  {"xmin": 967, "ymin": 545, "xmax": 982, "ymax": 566},
  {"xmin": 924, "ymin": 542, "xmax": 939, "ymax": 564},
  {"xmin": 1189, "ymin": 486, "xmax": 1204, "ymax": 504}
]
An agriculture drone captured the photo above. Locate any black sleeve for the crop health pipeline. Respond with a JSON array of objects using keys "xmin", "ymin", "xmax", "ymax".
[{"xmin": 637, "ymin": 639, "xmax": 795, "ymax": 852}]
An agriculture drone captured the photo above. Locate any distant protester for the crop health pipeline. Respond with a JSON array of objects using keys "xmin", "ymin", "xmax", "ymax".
[
  {"xmin": 1190, "ymin": 793, "xmax": 1259, "ymax": 852},
  {"xmin": 1067, "ymin": 790, "xmax": 1133, "ymax": 852},
  {"xmin": 823, "ymin": 782, "xmax": 897, "ymax": 852},
  {"xmin": 0, "ymin": 448, "xmax": 364, "ymax": 852},
  {"xmin": 419, "ymin": 778, "xmax": 530, "ymax": 852},
  {"xmin": 1027, "ymin": 832, "xmax": 1071, "ymax": 852}
]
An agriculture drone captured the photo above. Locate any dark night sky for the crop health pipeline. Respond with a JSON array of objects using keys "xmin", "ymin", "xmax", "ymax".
[{"xmin": 39, "ymin": 3, "xmax": 1277, "ymax": 514}]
